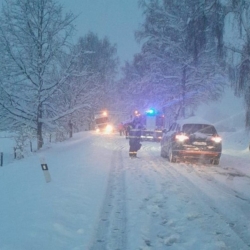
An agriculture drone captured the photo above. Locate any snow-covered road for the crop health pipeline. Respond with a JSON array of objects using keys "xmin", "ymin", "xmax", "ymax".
[
  {"xmin": 88, "ymin": 133, "xmax": 250, "ymax": 249},
  {"xmin": 1, "ymin": 131, "xmax": 250, "ymax": 250}
]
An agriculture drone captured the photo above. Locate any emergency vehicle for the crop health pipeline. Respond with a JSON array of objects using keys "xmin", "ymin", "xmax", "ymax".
[{"xmin": 137, "ymin": 109, "xmax": 165, "ymax": 141}]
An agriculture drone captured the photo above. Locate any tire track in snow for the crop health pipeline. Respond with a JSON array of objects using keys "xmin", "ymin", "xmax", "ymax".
[
  {"xmin": 175, "ymin": 161, "xmax": 250, "ymax": 247},
  {"xmin": 180, "ymin": 162, "xmax": 250, "ymax": 204},
  {"xmin": 121, "ymin": 139, "xmax": 248, "ymax": 249},
  {"xmin": 119, "ymin": 139, "xmax": 250, "ymax": 248},
  {"xmin": 90, "ymin": 137, "xmax": 250, "ymax": 248},
  {"xmin": 88, "ymin": 149, "xmax": 127, "ymax": 250},
  {"xmin": 125, "ymin": 152, "xmax": 163, "ymax": 249},
  {"xmin": 150, "ymin": 156, "xmax": 250, "ymax": 249}
]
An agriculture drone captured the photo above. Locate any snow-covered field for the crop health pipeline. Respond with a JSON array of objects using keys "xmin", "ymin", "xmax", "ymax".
[{"xmin": 0, "ymin": 127, "xmax": 250, "ymax": 250}]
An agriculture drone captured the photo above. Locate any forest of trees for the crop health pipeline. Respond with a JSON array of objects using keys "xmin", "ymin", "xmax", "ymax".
[
  {"xmin": 0, "ymin": 0, "xmax": 250, "ymax": 151},
  {"xmin": 121, "ymin": 0, "xmax": 227, "ymax": 122},
  {"xmin": 0, "ymin": 0, "xmax": 118, "ymax": 150}
]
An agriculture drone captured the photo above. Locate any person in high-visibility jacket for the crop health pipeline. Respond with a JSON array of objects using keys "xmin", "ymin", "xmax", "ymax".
[{"xmin": 128, "ymin": 122, "xmax": 142, "ymax": 158}]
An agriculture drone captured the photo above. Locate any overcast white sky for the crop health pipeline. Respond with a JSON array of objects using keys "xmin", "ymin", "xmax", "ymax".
[
  {"xmin": 0, "ymin": 0, "xmax": 143, "ymax": 62},
  {"xmin": 0, "ymin": 0, "xmax": 245, "ymax": 117},
  {"xmin": 59, "ymin": 0, "xmax": 143, "ymax": 62}
]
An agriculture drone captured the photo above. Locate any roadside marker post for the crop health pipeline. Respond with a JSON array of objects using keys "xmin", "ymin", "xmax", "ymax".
[
  {"xmin": 0, "ymin": 152, "xmax": 3, "ymax": 166},
  {"xmin": 40, "ymin": 158, "xmax": 51, "ymax": 183}
]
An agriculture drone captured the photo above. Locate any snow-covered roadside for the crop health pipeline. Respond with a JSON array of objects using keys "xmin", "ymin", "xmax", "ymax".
[
  {"xmin": 0, "ymin": 130, "xmax": 250, "ymax": 249},
  {"xmin": 0, "ymin": 132, "xmax": 16, "ymax": 166},
  {"xmin": 0, "ymin": 132, "xmax": 113, "ymax": 249}
]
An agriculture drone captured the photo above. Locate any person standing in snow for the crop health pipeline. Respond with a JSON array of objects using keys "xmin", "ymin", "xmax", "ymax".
[
  {"xmin": 118, "ymin": 122, "xmax": 124, "ymax": 136},
  {"xmin": 125, "ymin": 123, "xmax": 132, "ymax": 139},
  {"xmin": 128, "ymin": 120, "xmax": 142, "ymax": 158}
]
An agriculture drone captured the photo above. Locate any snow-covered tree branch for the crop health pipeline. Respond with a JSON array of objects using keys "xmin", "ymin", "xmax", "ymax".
[{"xmin": 0, "ymin": 0, "xmax": 77, "ymax": 149}]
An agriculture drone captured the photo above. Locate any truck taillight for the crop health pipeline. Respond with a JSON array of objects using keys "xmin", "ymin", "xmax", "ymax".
[{"xmin": 175, "ymin": 134, "xmax": 189, "ymax": 142}]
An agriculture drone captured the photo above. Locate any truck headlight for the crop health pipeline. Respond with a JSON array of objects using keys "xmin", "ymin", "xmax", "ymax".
[{"xmin": 105, "ymin": 124, "xmax": 113, "ymax": 133}]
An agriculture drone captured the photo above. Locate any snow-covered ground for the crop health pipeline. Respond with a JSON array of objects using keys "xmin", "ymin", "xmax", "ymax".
[
  {"xmin": 0, "ymin": 86, "xmax": 249, "ymax": 250},
  {"xmin": 0, "ymin": 124, "xmax": 250, "ymax": 250}
]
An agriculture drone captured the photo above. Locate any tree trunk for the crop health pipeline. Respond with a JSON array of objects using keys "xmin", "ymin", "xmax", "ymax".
[
  {"xmin": 37, "ymin": 121, "xmax": 43, "ymax": 150},
  {"xmin": 37, "ymin": 103, "xmax": 43, "ymax": 150},
  {"xmin": 69, "ymin": 120, "xmax": 73, "ymax": 138},
  {"xmin": 181, "ymin": 66, "xmax": 187, "ymax": 118}
]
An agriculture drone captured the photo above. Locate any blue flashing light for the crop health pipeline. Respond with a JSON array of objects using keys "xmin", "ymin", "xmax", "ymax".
[
  {"xmin": 147, "ymin": 109, "xmax": 153, "ymax": 114},
  {"xmin": 146, "ymin": 109, "xmax": 155, "ymax": 114}
]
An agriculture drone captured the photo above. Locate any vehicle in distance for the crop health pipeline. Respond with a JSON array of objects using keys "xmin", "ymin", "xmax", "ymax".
[
  {"xmin": 160, "ymin": 117, "xmax": 222, "ymax": 165},
  {"xmin": 94, "ymin": 111, "xmax": 114, "ymax": 134},
  {"xmin": 140, "ymin": 109, "xmax": 165, "ymax": 142}
]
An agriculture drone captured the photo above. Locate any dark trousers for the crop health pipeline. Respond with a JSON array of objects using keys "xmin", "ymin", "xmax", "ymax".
[
  {"xmin": 129, "ymin": 145, "xmax": 137, "ymax": 157},
  {"xmin": 129, "ymin": 139, "xmax": 141, "ymax": 157}
]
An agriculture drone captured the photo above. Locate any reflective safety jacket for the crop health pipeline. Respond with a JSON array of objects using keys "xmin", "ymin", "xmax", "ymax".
[{"xmin": 128, "ymin": 128, "xmax": 141, "ymax": 140}]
